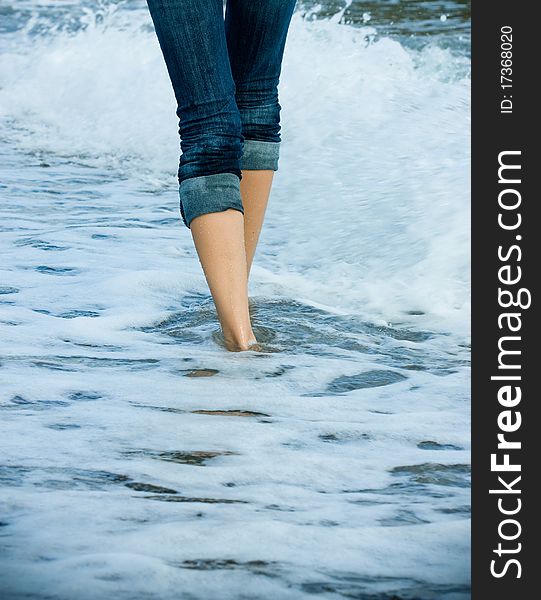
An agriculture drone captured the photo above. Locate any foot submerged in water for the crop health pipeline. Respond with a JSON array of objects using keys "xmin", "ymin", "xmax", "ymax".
[
  {"xmin": 233, "ymin": 339, "xmax": 263, "ymax": 352},
  {"xmin": 212, "ymin": 329, "xmax": 262, "ymax": 352}
]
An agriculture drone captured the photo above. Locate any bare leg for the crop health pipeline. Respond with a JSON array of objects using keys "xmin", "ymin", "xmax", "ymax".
[
  {"xmin": 190, "ymin": 171, "xmax": 272, "ymax": 351},
  {"xmin": 190, "ymin": 209, "xmax": 257, "ymax": 352},
  {"xmin": 240, "ymin": 170, "xmax": 274, "ymax": 278}
]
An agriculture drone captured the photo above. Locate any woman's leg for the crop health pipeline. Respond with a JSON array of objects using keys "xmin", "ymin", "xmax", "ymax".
[
  {"xmin": 240, "ymin": 170, "xmax": 274, "ymax": 277},
  {"xmin": 146, "ymin": 0, "xmax": 244, "ymax": 220},
  {"xmin": 190, "ymin": 209, "xmax": 256, "ymax": 350},
  {"xmin": 146, "ymin": 0, "xmax": 255, "ymax": 351},
  {"xmin": 225, "ymin": 0, "xmax": 297, "ymax": 276}
]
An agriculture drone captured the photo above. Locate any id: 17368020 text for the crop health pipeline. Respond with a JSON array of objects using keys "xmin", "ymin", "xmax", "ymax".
[{"xmin": 500, "ymin": 25, "xmax": 513, "ymax": 114}]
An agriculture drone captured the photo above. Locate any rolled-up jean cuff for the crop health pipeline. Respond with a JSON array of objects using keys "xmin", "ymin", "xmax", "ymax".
[
  {"xmin": 179, "ymin": 172, "xmax": 244, "ymax": 228},
  {"xmin": 240, "ymin": 139, "xmax": 280, "ymax": 171}
]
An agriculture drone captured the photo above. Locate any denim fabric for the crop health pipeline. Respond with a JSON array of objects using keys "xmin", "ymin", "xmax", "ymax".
[{"xmin": 146, "ymin": 0, "xmax": 297, "ymax": 227}]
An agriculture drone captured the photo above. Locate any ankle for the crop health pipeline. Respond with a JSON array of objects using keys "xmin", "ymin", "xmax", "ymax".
[{"xmin": 222, "ymin": 329, "xmax": 257, "ymax": 352}]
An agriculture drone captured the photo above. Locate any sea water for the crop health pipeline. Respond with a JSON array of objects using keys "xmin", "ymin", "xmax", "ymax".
[{"xmin": 0, "ymin": 1, "xmax": 471, "ymax": 598}]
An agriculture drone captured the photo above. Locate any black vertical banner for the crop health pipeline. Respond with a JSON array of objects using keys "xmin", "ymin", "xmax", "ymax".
[{"xmin": 472, "ymin": 1, "xmax": 538, "ymax": 598}]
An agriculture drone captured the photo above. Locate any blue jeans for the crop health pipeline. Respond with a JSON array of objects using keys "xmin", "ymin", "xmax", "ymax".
[{"xmin": 146, "ymin": 0, "xmax": 297, "ymax": 228}]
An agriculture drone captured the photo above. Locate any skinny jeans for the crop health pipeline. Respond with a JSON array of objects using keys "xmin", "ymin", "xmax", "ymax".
[{"xmin": 146, "ymin": 0, "xmax": 297, "ymax": 227}]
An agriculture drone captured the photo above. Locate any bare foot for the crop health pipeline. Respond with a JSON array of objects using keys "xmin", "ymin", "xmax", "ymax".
[
  {"xmin": 223, "ymin": 334, "xmax": 260, "ymax": 352},
  {"xmin": 212, "ymin": 328, "xmax": 260, "ymax": 352}
]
